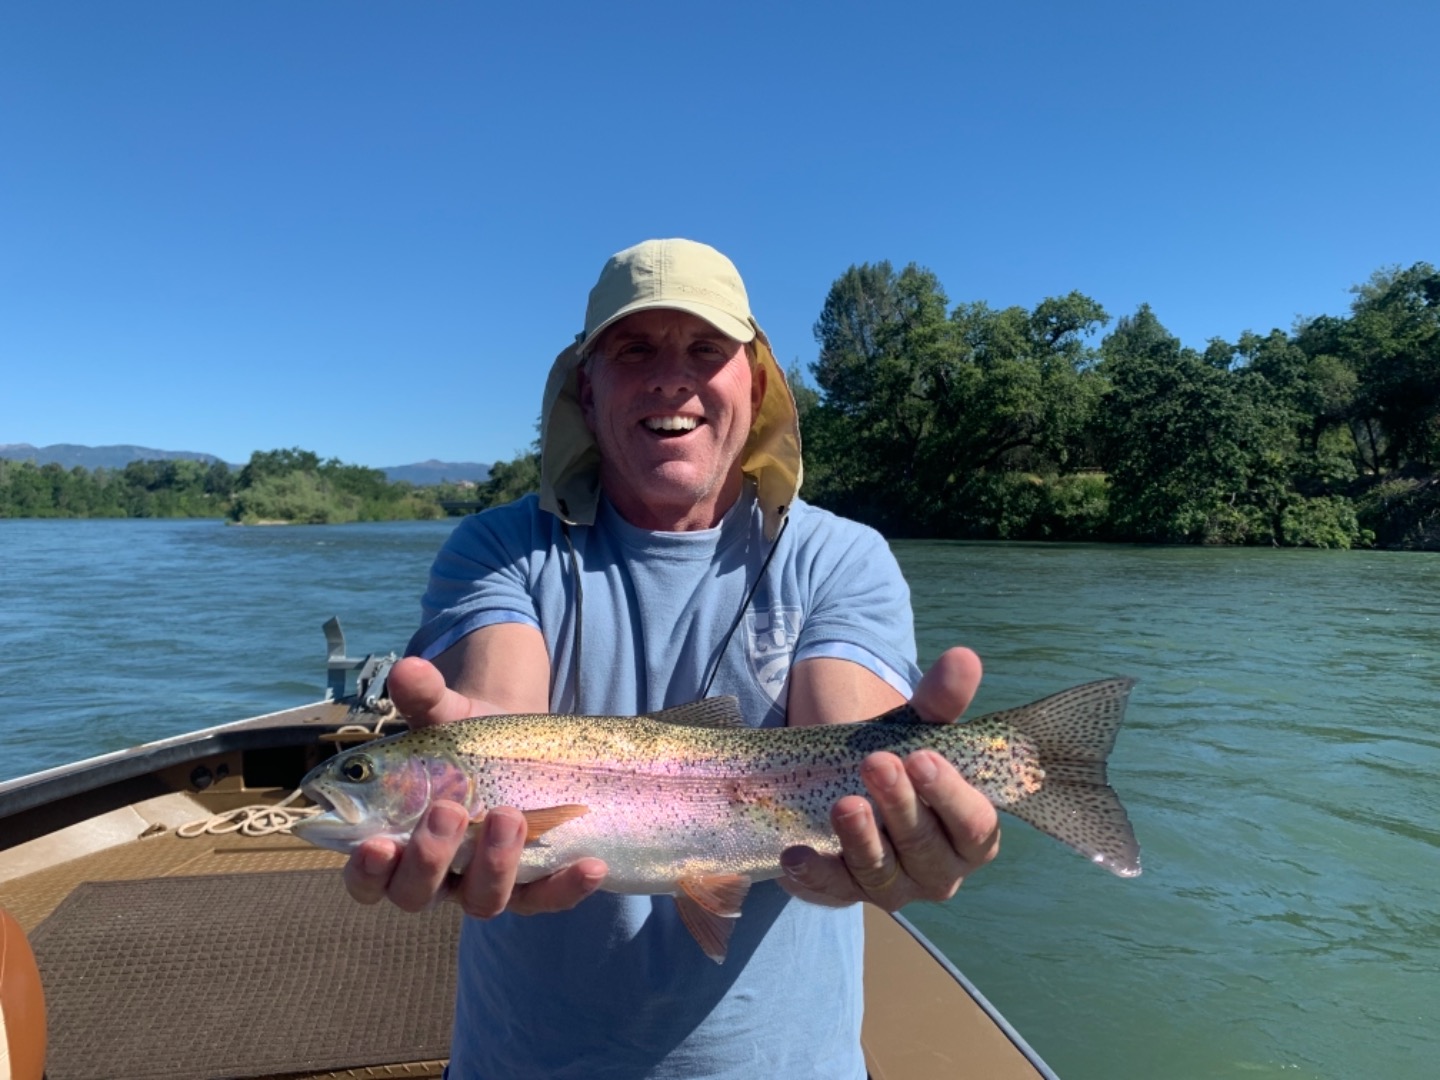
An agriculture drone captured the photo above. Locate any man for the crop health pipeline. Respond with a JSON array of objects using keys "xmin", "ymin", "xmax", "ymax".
[{"xmin": 344, "ymin": 239, "xmax": 999, "ymax": 1078}]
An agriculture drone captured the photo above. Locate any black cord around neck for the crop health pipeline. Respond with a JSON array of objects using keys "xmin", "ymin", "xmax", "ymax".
[
  {"xmin": 698, "ymin": 512, "xmax": 789, "ymax": 700},
  {"xmin": 561, "ymin": 523, "xmax": 583, "ymax": 713},
  {"xmin": 563, "ymin": 509, "xmax": 790, "ymax": 711}
]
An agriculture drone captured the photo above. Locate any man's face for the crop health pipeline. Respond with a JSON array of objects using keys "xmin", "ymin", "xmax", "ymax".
[{"xmin": 579, "ymin": 309, "xmax": 765, "ymax": 531}]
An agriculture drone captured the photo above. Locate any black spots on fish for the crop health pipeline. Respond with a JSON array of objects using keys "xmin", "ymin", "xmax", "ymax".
[
  {"xmin": 837, "ymin": 722, "xmax": 921, "ymax": 757},
  {"xmin": 1042, "ymin": 759, "xmax": 1108, "ymax": 787}
]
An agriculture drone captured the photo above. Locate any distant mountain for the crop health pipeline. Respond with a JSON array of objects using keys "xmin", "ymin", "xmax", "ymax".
[
  {"xmin": 0, "ymin": 443, "xmax": 230, "ymax": 470},
  {"xmin": 0, "ymin": 443, "xmax": 492, "ymax": 486},
  {"xmin": 381, "ymin": 459, "xmax": 491, "ymax": 485}
]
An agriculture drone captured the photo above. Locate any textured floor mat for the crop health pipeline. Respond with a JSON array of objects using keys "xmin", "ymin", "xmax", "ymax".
[{"xmin": 29, "ymin": 869, "xmax": 460, "ymax": 1080}]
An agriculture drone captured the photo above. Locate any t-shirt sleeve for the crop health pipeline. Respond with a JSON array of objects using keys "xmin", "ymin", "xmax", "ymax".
[
  {"xmin": 404, "ymin": 500, "xmax": 543, "ymax": 660},
  {"xmin": 791, "ymin": 516, "xmax": 923, "ymax": 696}
]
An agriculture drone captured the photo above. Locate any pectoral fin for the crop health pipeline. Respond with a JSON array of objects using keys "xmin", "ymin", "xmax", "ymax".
[
  {"xmin": 466, "ymin": 804, "xmax": 590, "ymax": 845},
  {"xmin": 675, "ymin": 873, "xmax": 752, "ymax": 964},
  {"xmin": 521, "ymin": 804, "xmax": 589, "ymax": 842}
]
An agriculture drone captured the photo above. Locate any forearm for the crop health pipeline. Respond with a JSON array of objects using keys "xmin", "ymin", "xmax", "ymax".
[
  {"xmin": 432, "ymin": 621, "xmax": 552, "ymax": 714},
  {"xmin": 785, "ymin": 655, "xmax": 906, "ymax": 727}
]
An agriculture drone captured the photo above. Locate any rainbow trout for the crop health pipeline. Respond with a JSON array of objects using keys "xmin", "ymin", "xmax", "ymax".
[{"xmin": 293, "ymin": 679, "xmax": 1141, "ymax": 962}]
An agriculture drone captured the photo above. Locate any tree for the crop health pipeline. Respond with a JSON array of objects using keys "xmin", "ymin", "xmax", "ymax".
[
  {"xmin": 1097, "ymin": 306, "xmax": 1292, "ymax": 543},
  {"xmin": 1342, "ymin": 263, "xmax": 1440, "ymax": 470},
  {"xmin": 475, "ymin": 448, "xmax": 541, "ymax": 509},
  {"xmin": 808, "ymin": 262, "xmax": 958, "ymax": 530}
]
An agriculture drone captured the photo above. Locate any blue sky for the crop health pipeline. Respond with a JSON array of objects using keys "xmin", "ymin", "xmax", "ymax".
[{"xmin": 3, "ymin": 1, "xmax": 1436, "ymax": 469}]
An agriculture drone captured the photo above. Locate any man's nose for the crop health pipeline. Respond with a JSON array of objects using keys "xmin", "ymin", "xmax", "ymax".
[{"xmin": 648, "ymin": 345, "xmax": 696, "ymax": 395}]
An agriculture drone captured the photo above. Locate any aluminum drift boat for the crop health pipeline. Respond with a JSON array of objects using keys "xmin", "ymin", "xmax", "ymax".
[{"xmin": 0, "ymin": 619, "xmax": 1060, "ymax": 1080}]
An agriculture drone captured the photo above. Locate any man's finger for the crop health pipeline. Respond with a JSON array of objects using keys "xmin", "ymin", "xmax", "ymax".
[
  {"xmin": 342, "ymin": 838, "xmax": 400, "ymax": 905},
  {"xmin": 909, "ymin": 648, "xmax": 983, "ymax": 724},
  {"xmin": 907, "ymin": 751, "xmax": 1001, "ymax": 868},
  {"xmin": 508, "ymin": 858, "xmax": 608, "ymax": 916},
  {"xmin": 779, "ymin": 846, "xmax": 864, "ymax": 908},
  {"xmin": 387, "ymin": 656, "xmax": 492, "ymax": 728},
  {"xmin": 457, "ymin": 807, "xmax": 526, "ymax": 919},
  {"xmin": 387, "ymin": 801, "xmax": 470, "ymax": 912},
  {"xmin": 862, "ymin": 753, "xmax": 966, "ymax": 899},
  {"xmin": 831, "ymin": 795, "xmax": 907, "ymax": 902}
]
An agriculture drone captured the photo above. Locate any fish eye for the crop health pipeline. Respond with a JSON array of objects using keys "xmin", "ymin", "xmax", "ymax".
[{"xmin": 340, "ymin": 756, "xmax": 373, "ymax": 783}]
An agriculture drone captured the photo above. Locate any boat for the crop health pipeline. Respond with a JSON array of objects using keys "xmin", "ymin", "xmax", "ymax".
[{"xmin": 0, "ymin": 619, "xmax": 1060, "ymax": 1080}]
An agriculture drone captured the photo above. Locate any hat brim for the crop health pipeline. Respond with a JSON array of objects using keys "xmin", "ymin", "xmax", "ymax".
[{"xmin": 579, "ymin": 299, "xmax": 757, "ymax": 356}]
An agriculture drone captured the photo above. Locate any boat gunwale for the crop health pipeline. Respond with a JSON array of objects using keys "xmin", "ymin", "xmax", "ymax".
[
  {"xmin": 888, "ymin": 910, "xmax": 1062, "ymax": 1080},
  {"xmin": 0, "ymin": 701, "xmax": 352, "ymax": 830}
]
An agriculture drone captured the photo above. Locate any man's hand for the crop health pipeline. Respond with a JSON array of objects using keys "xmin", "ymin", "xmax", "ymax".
[
  {"xmin": 779, "ymin": 648, "xmax": 1000, "ymax": 910},
  {"xmin": 340, "ymin": 655, "xmax": 608, "ymax": 917}
]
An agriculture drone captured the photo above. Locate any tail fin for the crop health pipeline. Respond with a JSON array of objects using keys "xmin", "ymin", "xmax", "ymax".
[{"xmin": 983, "ymin": 678, "xmax": 1142, "ymax": 878}]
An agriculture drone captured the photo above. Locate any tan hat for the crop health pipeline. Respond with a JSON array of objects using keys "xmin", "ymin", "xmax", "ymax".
[{"xmin": 539, "ymin": 239, "xmax": 802, "ymax": 540}]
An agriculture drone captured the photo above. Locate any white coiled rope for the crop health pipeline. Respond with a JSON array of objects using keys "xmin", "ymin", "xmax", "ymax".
[{"xmin": 176, "ymin": 702, "xmax": 397, "ymax": 839}]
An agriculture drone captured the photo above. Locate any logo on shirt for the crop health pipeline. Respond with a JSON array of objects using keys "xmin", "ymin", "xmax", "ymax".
[{"xmin": 744, "ymin": 606, "xmax": 803, "ymax": 704}]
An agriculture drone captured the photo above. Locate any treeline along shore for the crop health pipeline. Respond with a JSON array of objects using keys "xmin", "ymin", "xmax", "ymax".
[
  {"xmin": 0, "ymin": 448, "xmax": 533, "ymax": 526},
  {"xmin": 3, "ymin": 260, "xmax": 1437, "ymax": 548}
]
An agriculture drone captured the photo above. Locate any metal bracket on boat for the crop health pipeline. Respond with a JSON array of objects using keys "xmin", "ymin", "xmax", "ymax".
[{"xmin": 323, "ymin": 616, "xmax": 397, "ymax": 709}]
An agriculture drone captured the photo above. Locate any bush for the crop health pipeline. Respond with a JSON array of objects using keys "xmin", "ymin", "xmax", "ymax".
[
  {"xmin": 1037, "ymin": 473, "xmax": 1110, "ymax": 540},
  {"xmin": 1278, "ymin": 496, "xmax": 1372, "ymax": 549},
  {"xmin": 1355, "ymin": 475, "xmax": 1440, "ymax": 549},
  {"xmin": 230, "ymin": 472, "xmax": 353, "ymax": 524}
]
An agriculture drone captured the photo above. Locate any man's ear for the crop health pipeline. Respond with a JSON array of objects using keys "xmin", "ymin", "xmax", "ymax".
[
  {"xmin": 577, "ymin": 364, "xmax": 597, "ymax": 434},
  {"xmin": 750, "ymin": 355, "xmax": 767, "ymax": 416}
]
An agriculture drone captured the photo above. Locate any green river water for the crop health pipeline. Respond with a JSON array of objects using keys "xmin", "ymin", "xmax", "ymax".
[{"xmin": 1, "ymin": 520, "xmax": 1436, "ymax": 1079}]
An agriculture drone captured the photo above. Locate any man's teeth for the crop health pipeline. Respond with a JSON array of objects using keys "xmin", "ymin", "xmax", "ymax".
[{"xmin": 644, "ymin": 417, "xmax": 699, "ymax": 432}]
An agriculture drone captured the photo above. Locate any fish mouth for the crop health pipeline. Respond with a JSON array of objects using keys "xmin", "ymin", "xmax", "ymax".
[
  {"xmin": 301, "ymin": 783, "xmax": 362, "ymax": 825},
  {"xmin": 290, "ymin": 787, "xmax": 378, "ymax": 853}
]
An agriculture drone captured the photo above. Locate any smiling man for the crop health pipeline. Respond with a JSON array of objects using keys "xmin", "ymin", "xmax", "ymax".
[
  {"xmin": 580, "ymin": 308, "xmax": 761, "ymax": 532},
  {"xmin": 343, "ymin": 239, "xmax": 998, "ymax": 1079}
]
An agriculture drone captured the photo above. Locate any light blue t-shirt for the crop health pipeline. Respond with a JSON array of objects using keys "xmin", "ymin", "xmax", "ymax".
[{"xmin": 407, "ymin": 489, "xmax": 922, "ymax": 1080}]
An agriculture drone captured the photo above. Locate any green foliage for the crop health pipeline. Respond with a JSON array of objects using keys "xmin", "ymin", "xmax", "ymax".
[
  {"xmin": 1342, "ymin": 263, "xmax": 1440, "ymax": 470},
  {"xmin": 1278, "ymin": 496, "xmax": 1372, "ymax": 550},
  {"xmin": 473, "ymin": 449, "xmax": 541, "ymax": 510},
  {"xmin": 0, "ymin": 457, "xmax": 231, "ymax": 519},
  {"xmin": 806, "ymin": 261, "xmax": 1110, "ymax": 536},
  {"xmin": 0, "ymin": 448, "xmax": 450, "ymax": 523},
  {"xmin": 227, "ymin": 448, "xmax": 451, "ymax": 524},
  {"xmin": 1095, "ymin": 306, "xmax": 1291, "ymax": 543},
  {"xmin": 797, "ymin": 258, "xmax": 1436, "ymax": 548},
  {"xmin": 808, "ymin": 261, "xmax": 956, "ymax": 530},
  {"xmin": 230, "ymin": 470, "xmax": 341, "ymax": 524},
  {"xmin": 1354, "ymin": 474, "xmax": 1440, "ymax": 549}
]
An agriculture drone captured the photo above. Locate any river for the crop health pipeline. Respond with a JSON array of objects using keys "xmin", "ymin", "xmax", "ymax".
[{"xmin": 1, "ymin": 518, "xmax": 1436, "ymax": 1079}]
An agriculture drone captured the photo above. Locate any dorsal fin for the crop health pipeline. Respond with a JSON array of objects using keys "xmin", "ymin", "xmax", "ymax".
[
  {"xmin": 871, "ymin": 703, "xmax": 924, "ymax": 724},
  {"xmin": 651, "ymin": 696, "xmax": 746, "ymax": 728}
]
